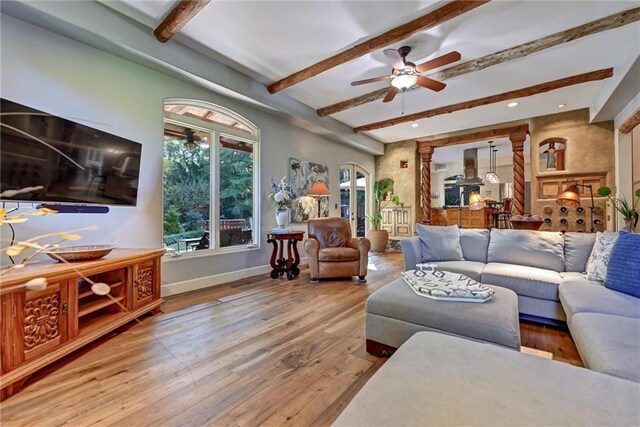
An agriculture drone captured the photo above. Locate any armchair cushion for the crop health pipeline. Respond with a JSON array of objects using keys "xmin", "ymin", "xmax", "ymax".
[
  {"xmin": 308, "ymin": 217, "xmax": 351, "ymax": 249},
  {"xmin": 319, "ymin": 247, "xmax": 360, "ymax": 262}
]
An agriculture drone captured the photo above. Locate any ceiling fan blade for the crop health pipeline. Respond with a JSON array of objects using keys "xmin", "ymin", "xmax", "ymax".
[
  {"xmin": 416, "ymin": 76, "xmax": 446, "ymax": 92},
  {"xmin": 351, "ymin": 75, "xmax": 390, "ymax": 86},
  {"xmin": 383, "ymin": 49, "xmax": 405, "ymax": 70},
  {"xmin": 382, "ymin": 87, "xmax": 399, "ymax": 103},
  {"xmin": 416, "ymin": 51, "xmax": 461, "ymax": 73}
]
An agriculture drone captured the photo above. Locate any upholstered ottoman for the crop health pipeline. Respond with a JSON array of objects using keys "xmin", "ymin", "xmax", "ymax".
[
  {"xmin": 365, "ymin": 277, "xmax": 521, "ymax": 354},
  {"xmin": 336, "ymin": 332, "xmax": 640, "ymax": 426}
]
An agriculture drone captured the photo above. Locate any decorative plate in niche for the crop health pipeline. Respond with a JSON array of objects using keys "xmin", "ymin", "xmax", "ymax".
[
  {"xmin": 576, "ymin": 206, "xmax": 585, "ymax": 215},
  {"xmin": 593, "ymin": 207, "xmax": 604, "ymax": 215},
  {"xmin": 543, "ymin": 205, "xmax": 553, "ymax": 215},
  {"xmin": 559, "ymin": 206, "xmax": 569, "ymax": 215}
]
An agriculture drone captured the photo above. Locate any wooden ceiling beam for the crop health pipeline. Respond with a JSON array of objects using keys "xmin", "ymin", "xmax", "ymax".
[
  {"xmin": 418, "ymin": 124, "xmax": 529, "ymax": 151},
  {"xmin": 619, "ymin": 107, "xmax": 640, "ymax": 134},
  {"xmin": 154, "ymin": 0, "xmax": 211, "ymax": 43},
  {"xmin": 354, "ymin": 68, "xmax": 613, "ymax": 133},
  {"xmin": 317, "ymin": 7, "xmax": 640, "ymax": 117},
  {"xmin": 265, "ymin": 1, "xmax": 489, "ymax": 94}
]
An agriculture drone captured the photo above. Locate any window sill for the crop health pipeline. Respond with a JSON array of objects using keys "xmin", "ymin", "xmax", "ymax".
[{"xmin": 162, "ymin": 244, "xmax": 261, "ymax": 262}]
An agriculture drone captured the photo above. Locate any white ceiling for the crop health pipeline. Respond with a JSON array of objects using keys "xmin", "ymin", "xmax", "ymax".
[{"xmin": 106, "ymin": 0, "xmax": 640, "ymax": 143}]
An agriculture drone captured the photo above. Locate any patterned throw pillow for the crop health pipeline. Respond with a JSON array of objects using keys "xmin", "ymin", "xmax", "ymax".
[
  {"xmin": 585, "ymin": 231, "xmax": 619, "ymax": 283},
  {"xmin": 605, "ymin": 232, "xmax": 640, "ymax": 298}
]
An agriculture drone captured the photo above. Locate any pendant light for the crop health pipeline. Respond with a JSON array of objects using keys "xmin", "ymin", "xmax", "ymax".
[{"xmin": 485, "ymin": 141, "xmax": 500, "ymax": 184}]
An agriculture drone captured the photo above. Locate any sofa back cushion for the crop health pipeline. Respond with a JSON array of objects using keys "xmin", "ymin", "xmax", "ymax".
[
  {"xmin": 487, "ymin": 229, "xmax": 564, "ymax": 272},
  {"xmin": 564, "ymin": 232, "xmax": 596, "ymax": 272},
  {"xmin": 416, "ymin": 224, "xmax": 464, "ymax": 262},
  {"xmin": 605, "ymin": 232, "xmax": 640, "ymax": 298},
  {"xmin": 459, "ymin": 229, "xmax": 490, "ymax": 263},
  {"xmin": 308, "ymin": 217, "xmax": 351, "ymax": 249}
]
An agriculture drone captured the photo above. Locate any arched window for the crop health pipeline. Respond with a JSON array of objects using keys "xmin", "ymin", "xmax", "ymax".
[{"xmin": 163, "ymin": 99, "xmax": 260, "ymax": 255}]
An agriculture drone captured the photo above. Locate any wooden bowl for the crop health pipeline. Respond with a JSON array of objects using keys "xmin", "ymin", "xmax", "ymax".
[
  {"xmin": 510, "ymin": 220, "xmax": 544, "ymax": 231},
  {"xmin": 46, "ymin": 245, "xmax": 117, "ymax": 262}
]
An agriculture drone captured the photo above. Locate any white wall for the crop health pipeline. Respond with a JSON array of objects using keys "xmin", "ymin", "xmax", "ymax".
[
  {"xmin": 0, "ymin": 15, "xmax": 375, "ymax": 293},
  {"xmin": 613, "ymin": 92, "xmax": 640, "ymax": 229}
]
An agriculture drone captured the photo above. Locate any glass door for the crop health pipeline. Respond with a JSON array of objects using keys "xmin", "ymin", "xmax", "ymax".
[{"xmin": 340, "ymin": 164, "xmax": 369, "ymax": 237}]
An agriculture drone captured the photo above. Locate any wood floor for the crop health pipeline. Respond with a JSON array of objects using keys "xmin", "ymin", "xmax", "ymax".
[{"xmin": 1, "ymin": 252, "xmax": 582, "ymax": 426}]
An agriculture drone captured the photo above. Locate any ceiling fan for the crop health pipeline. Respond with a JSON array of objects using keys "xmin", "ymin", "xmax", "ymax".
[
  {"xmin": 351, "ymin": 46, "xmax": 461, "ymax": 103},
  {"xmin": 181, "ymin": 128, "xmax": 204, "ymax": 153}
]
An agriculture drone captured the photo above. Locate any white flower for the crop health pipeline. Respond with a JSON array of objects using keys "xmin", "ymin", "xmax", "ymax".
[{"xmin": 274, "ymin": 192, "xmax": 285, "ymax": 202}]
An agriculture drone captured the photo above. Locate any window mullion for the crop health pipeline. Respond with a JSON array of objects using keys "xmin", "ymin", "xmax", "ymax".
[{"xmin": 212, "ymin": 131, "xmax": 221, "ymax": 251}]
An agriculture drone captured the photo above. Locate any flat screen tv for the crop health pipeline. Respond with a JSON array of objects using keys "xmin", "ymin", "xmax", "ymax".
[{"xmin": 0, "ymin": 99, "xmax": 142, "ymax": 206}]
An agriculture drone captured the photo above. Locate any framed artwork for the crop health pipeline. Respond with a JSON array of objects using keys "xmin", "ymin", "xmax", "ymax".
[
  {"xmin": 539, "ymin": 138, "xmax": 566, "ymax": 172},
  {"xmin": 289, "ymin": 158, "xmax": 329, "ymax": 222}
]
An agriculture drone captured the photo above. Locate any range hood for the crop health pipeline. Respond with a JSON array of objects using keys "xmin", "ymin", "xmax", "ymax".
[{"xmin": 455, "ymin": 148, "xmax": 484, "ymax": 186}]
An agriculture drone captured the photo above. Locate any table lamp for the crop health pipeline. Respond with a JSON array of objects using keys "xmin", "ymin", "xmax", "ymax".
[
  {"xmin": 468, "ymin": 191, "xmax": 486, "ymax": 211},
  {"xmin": 556, "ymin": 183, "xmax": 595, "ymax": 232},
  {"xmin": 306, "ymin": 181, "xmax": 331, "ymax": 218}
]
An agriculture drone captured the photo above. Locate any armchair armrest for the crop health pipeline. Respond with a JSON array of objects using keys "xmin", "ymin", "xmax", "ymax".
[
  {"xmin": 347, "ymin": 237, "xmax": 370, "ymax": 279},
  {"xmin": 305, "ymin": 238, "xmax": 320, "ymax": 281}
]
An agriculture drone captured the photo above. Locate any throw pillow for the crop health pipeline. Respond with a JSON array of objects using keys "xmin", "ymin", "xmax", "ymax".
[
  {"xmin": 605, "ymin": 232, "xmax": 640, "ymax": 298},
  {"xmin": 416, "ymin": 224, "xmax": 464, "ymax": 262},
  {"xmin": 585, "ymin": 231, "xmax": 619, "ymax": 283}
]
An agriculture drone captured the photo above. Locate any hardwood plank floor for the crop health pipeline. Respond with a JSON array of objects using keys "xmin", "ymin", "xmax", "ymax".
[{"xmin": 0, "ymin": 252, "xmax": 582, "ymax": 426}]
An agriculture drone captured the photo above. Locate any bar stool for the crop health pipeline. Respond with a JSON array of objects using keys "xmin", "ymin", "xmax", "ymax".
[{"xmin": 495, "ymin": 198, "xmax": 513, "ymax": 229}]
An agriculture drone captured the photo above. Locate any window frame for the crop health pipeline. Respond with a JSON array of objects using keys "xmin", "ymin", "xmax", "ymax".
[{"xmin": 163, "ymin": 100, "xmax": 261, "ymax": 260}]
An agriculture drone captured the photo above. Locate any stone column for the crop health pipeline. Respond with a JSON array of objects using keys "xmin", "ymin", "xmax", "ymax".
[
  {"xmin": 419, "ymin": 144, "xmax": 434, "ymax": 224},
  {"xmin": 509, "ymin": 131, "xmax": 527, "ymax": 215}
]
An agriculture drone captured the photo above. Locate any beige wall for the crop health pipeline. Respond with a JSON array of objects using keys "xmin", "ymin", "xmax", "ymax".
[
  {"xmin": 375, "ymin": 141, "xmax": 420, "ymax": 226},
  {"xmin": 530, "ymin": 109, "xmax": 615, "ymax": 232}
]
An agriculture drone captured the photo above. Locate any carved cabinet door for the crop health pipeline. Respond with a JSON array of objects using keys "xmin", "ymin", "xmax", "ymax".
[
  {"xmin": 13, "ymin": 282, "xmax": 70, "ymax": 364},
  {"xmin": 131, "ymin": 260, "xmax": 159, "ymax": 310}
]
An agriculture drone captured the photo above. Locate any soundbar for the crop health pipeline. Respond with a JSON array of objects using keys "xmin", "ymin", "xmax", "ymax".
[{"xmin": 36, "ymin": 204, "xmax": 110, "ymax": 214}]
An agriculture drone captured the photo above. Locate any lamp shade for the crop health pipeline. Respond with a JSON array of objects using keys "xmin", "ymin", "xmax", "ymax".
[
  {"xmin": 468, "ymin": 191, "xmax": 486, "ymax": 210},
  {"xmin": 556, "ymin": 183, "xmax": 581, "ymax": 208},
  {"xmin": 306, "ymin": 181, "xmax": 331, "ymax": 197}
]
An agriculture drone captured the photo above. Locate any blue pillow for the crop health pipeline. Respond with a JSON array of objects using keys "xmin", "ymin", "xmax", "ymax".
[{"xmin": 605, "ymin": 232, "xmax": 640, "ymax": 298}]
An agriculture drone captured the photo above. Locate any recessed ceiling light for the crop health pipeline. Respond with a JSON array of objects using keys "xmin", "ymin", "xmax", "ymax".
[
  {"xmin": 391, "ymin": 137, "xmax": 396, "ymax": 140},
  {"xmin": 507, "ymin": 102, "xmax": 519, "ymax": 108},
  {"xmin": 558, "ymin": 103, "xmax": 566, "ymax": 108},
  {"xmin": 411, "ymin": 123, "xmax": 419, "ymax": 128}
]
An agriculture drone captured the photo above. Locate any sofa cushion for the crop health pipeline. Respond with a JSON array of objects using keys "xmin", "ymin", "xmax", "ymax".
[
  {"xmin": 335, "ymin": 332, "xmax": 640, "ymax": 427},
  {"xmin": 318, "ymin": 247, "xmax": 359, "ymax": 262},
  {"xmin": 585, "ymin": 231, "xmax": 618, "ymax": 282},
  {"xmin": 563, "ymin": 232, "xmax": 596, "ymax": 273},
  {"xmin": 459, "ymin": 228, "xmax": 490, "ymax": 263},
  {"xmin": 605, "ymin": 232, "xmax": 640, "ymax": 298},
  {"xmin": 416, "ymin": 224, "xmax": 464, "ymax": 262},
  {"xmin": 559, "ymin": 282, "xmax": 640, "ymax": 324},
  {"xmin": 571, "ymin": 313, "xmax": 640, "ymax": 383},
  {"xmin": 433, "ymin": 261, "xmax": 485, "ymax": 282},
  {"xmin": 482, "ymin": 262, "xmax": 561, "ymax": 301},
  {"xmin": 487, "ymin": 229, "xmax": 564, "ymax": 272}
]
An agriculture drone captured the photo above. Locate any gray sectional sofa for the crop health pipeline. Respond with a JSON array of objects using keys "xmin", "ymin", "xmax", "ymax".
[{"xmin": 401, "ymin": 227, "xmax": 640, "ymax": 383}]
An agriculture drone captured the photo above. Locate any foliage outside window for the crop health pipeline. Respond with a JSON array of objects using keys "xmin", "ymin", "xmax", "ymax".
[{"xmin": 163, "ymin": 101, "xmax": 259, "ymax": 255}]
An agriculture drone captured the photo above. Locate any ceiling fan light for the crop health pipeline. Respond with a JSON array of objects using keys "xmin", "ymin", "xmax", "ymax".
[
  {"xmin": 391, "ymin": 73, "xmax": 417, "ymax": 90},
  {"xmin": 184, "ymin": 140, "xmax": 199, "ymax": 153}
]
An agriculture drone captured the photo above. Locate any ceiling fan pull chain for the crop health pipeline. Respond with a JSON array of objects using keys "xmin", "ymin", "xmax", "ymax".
[{"xmin": 401, "ymin": 90, "xmax": 405, "ymax": 116}]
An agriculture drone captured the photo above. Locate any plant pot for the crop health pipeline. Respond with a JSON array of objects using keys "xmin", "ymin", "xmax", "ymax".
[
  {"xmin": 622, "ymin": 218, "xmax": 637, "ymax": 233},
  {"xmin": 368, "ymin": 229, "xmax": 389, "ymax": 253},
  {"xmin": 276, "ymin": 209, "xmax": 288, "ymax": 229}
]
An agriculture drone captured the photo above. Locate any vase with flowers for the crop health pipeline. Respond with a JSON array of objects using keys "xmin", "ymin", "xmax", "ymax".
[
  {"xmin": 597, "ymin": 186, "xmax": 640, "ymax": 233},
  {"xmin": 269, "ymin": 176, "xmax": 296, "ymax": 229}
]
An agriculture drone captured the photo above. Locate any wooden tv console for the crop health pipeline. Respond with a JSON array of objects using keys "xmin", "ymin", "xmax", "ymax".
[{"xmin": 0, "ymin": 248, "xmax": 165, "ymax": 400}]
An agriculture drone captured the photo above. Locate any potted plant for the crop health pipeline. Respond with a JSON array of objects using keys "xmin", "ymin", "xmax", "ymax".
[
  {"xmin": 367, "ymin": 178, "xmax": 404, "ymax": 252},
  {"xmin": 597, "ymin": 186, "xmax": 640, "ymax": 232}
]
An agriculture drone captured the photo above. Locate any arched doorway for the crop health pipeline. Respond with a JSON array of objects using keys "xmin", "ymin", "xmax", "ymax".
[{"xmin": 339, "ymin": 163, "xmax": 370, "ymax": 237}]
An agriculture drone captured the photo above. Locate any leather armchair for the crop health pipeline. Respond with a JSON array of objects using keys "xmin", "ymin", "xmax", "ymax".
[{"xmin": 304, "ymin": 217, "xmax": 370, "ymax": 283}]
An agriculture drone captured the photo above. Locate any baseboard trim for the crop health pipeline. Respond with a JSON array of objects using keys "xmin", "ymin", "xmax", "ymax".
[{"xmin": 162, "ymin": 257, "xmax": 308, "ymax": 297}]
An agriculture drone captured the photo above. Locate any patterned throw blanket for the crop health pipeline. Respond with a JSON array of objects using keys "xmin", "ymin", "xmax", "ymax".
[{"xmin": 401, "ymin": 269, "xmax": 495, "ymax": 303}]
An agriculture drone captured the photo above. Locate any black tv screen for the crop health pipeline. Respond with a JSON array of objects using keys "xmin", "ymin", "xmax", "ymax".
[{"xmin": 0, "ymin": 99, "xmax": 141, "ymax": 206}]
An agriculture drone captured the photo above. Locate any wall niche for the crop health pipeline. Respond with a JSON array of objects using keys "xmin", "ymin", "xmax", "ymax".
[{"xmin": 538, "ymin": 137, "xmax": 566, "ymax": 173}]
